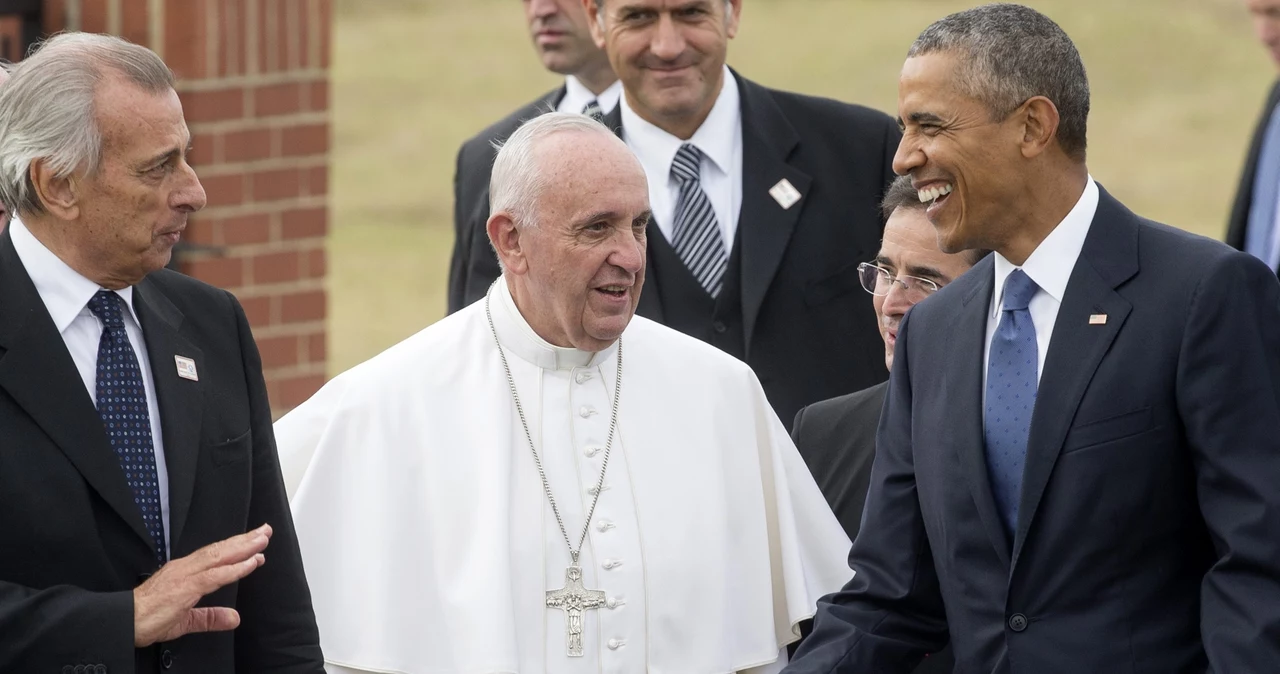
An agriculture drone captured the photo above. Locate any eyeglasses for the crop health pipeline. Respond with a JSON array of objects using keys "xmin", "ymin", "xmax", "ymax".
[{"xmin": 857, "ymin": 262, "xmax": 940, "ymax": 306}]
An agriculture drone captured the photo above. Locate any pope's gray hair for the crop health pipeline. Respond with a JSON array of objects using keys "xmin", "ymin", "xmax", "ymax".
[
  {"xmin": 0, "ymin": 32, "xmax": 175, "ymax": 217},
  {"xmin": 489, "ymin": 112, "xmax": 619, "ymax": 230},
  {"xmin": 908, "ymin": 3, "xmax": 1089, "ymax": 161}
]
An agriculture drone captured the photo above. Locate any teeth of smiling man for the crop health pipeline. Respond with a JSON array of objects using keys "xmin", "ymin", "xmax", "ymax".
[
  {"xmin": 916, "ymin": 184, "xmax": 954, "ymax": 203},
  {"xmin": 601, "ymin": 285, "xmax": 626, "ymax": 292}
]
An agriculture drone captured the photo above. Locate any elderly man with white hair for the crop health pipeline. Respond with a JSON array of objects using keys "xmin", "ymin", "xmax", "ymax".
[{"xmin": 277, "ymin": 112, "xmax": 852, "ymax": 674}]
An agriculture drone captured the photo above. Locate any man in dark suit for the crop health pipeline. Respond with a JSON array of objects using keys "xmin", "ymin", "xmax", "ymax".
[
  {"xmin": 578, "ymin": 0, "xmax": 899, "ymax": 427},
  {"xmin": 785, "ymin": 5, "xmax": 1280, "ymax": 673},
  {"xmin": 1227, "ymin": 0, "xmax": 1280, "ymax": 274},
  {"xmin": 790, "ymin": 175, "xmax": 981, "ymax": 674},
  {"xmin": 448, "ymin": 0, "xmax": 620, "ymax": 312},
  {"xmin": 0, "ymin": 33, "xmax": 323, "ymax": 672}
]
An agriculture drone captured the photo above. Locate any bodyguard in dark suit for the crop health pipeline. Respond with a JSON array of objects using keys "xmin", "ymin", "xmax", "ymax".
[
  {"xmin": 0, "ymin": 34, "xmax": 322, "ymax": 672},
  {"xmin": 786, "ymin": 5, "xmax": 1280, "ymax": 673},
  {"xmin": 448, "ymin": 0, "xmax": 620, "ymax": 312},
  {"xmin": 1227, "ymin": 0, "xmax": 1280, "ymax": 273},
  {"xmin": 791, "ymin": 175, "xmax": 981, "ymax": 674},
  {"xmin": 576, "ymin": 0, "xmax": 899, "ymax": 427}
]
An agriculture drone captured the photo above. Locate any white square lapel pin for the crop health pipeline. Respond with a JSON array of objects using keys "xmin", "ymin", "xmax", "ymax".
[
  {"xmin": 175, "ymin": 355, "xmax": 199, "ymax": 381},
  {"xmin": 769, "ymin": 178, "xmax": 802, "ymax": 210}
]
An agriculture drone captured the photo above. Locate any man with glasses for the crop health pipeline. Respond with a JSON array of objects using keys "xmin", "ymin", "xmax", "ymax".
[{"xmin": 790, "ymin": 174, "xmax": 981, "ymax": 674}]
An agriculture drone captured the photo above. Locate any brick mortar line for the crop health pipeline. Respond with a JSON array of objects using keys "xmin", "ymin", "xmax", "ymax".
[
  {"xmin": 188, "ymin": 112, "xmax": 330, "ymax": 133},
  {"xmin": 176, "ymin": 71, "xmax": 328, "ymax": 91},
  {"xmin": 193, "ymin": 154, "xmax": 330, "ymax": 174},
  {"xmin": 193, "ymin": 196, "xmax": 329, "ymax": 217}
]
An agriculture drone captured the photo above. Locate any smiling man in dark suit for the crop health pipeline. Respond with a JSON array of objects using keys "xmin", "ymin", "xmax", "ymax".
[
  {"xmin": 448, "ymin": 0, "xmax": 621, "ymax": 313},
  {"xmin": 785, "ymin": 4, "xmax": 1280, "ymax": 673},
  {"xmin": 789, "ymin": 174, "xmax": 982, "ymax": 674},
  {"xmin": 0, "ymin": 33, "xmax": 322, "ymax": 672},
  {"xmin": 579, "ymin": 0, "xmax": 900, "ymax": 426},
  {"xmin": 1228, "ymin": 0, "xmax": 1280, "ymax": 274}
]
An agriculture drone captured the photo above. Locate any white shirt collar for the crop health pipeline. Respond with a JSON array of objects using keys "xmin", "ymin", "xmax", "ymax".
[
  {"xmin": 991, "ymin": 176, "xmax": 1100, "ymax": 318},
  {"xmin": 489, "ymin": 277, "xmax": 617, "ymax": 371},
  {"xmin": 8, "ymin": 216, "xmax": 140, "ymax": 332},
  {"xmin": 619, "ymin": 65, "xmax": 741, "ymax": 181},
  {"xmin": 561, "ymin": 76, "xmax": 623, "ymax": 116}
]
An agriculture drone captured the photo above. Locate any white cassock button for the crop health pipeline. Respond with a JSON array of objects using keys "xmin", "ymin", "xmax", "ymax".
[
  {"xmin": 607, "ymin": 639, "xmax": 625, "ymax": 650},
  {"xmin": 596, "ymin": 520, "xmax": 615, "ymax": 532},
  {"xmin": 575, "ymin": 372, "xmax": 592, "ymax": 384},
  {"xmin": 579, "ymin": 406, "xmax": 596, "ymax": 418},
  {"xmin": 606, "ymin": 596, "xmax": 625, "ymax": 609},
  {"xmin": 584, "ymin": 446, "xmax": 600, "ymax": 458},
  {"xmin": 587, "ymin": 484, "xmax": 610, "ymax": 496},
  {"xmin": 602, "ymin": 559, "xmax": 623, "ymax": 570}
]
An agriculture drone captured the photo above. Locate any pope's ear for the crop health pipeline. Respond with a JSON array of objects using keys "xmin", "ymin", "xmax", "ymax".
[{"xmin": 487, "ymin": 211, "xmax": 529, "ymax": 275}]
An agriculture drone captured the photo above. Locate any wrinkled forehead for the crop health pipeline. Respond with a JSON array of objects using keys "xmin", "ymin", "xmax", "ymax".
[{"xmin": 537, "ymin": 134, "xmax": 649, "ymax": 215}]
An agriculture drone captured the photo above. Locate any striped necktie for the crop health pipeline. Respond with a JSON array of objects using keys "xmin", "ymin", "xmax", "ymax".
[{"xmin": 670, "ymin": 143, "xmax": 728, "ymax": 298}]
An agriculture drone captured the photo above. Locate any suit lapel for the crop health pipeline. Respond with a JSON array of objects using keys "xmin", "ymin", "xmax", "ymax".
[
  {"xmin": 949, "ymin": 260, "xmax": 1012, "ymax": 567},
  {"xmin": 1010, "ymin": 188, "xmax": 1139, "ymax": 569},
  {"xmin": 133, "ymin": 279, "xmax": 204, "ymax": 551},
  {"xmin": 1228, "ymin": 79, "xmax": 1280, "ymax": 250},
  {"xmin": 0, "ymin": 231, "xmax": 156, "ymax": 552},
  {"xmin": 734, "ymin": 74, "xmax": 811, "ymax": 351}
]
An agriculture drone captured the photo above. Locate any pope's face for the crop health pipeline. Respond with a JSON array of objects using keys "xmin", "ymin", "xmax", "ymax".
[{"xmin": 511, "ymin": 131, "xmax": 650, "ymax": 352}]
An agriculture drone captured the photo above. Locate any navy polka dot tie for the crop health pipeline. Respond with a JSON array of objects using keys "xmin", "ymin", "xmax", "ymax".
[
  {"xmin": 88, "ymin": 290, "xmax": 167, "ymax": 565},
  {"xmin": 983, "ymin": 270, "xmax": 1040, "ymax": 541}
]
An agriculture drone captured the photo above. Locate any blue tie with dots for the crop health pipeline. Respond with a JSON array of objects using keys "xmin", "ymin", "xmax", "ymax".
[
  {"xmin": 88, "ymin": 290, "xmax": 167, "ymax": 565},
  {"xmin": 984, "ymin": 269, "xmax": 1040, "ymax": 541}
]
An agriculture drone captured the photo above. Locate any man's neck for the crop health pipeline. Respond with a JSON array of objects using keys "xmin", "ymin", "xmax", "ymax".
[
  {"xmin": 575, "ymin": 60, "xmax": 617, "ymax": 97},
  {"xmin": 625, "ymin": 70, "xmax": 725, "ymax": 141},
  {"xmin": 22, "ymin": 215, "xmax": 127, "ymax": 289},
  {"xmin": 996, "ymin": 165, "xmax": 1089, "ymax": 266}
]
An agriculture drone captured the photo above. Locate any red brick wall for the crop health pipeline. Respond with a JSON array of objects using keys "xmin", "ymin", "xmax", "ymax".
[{"xmin": 44, "ymin": 0, "xmax": 331, "ymax": 415}]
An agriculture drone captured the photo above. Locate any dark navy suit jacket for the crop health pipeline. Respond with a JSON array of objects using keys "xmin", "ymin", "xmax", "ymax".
[{"xmin": 785, "ymin": 186, "xmax": 1280, "ymax": 673}]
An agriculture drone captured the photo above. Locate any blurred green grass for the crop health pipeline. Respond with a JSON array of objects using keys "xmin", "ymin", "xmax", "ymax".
[{"xmin": 329, "ymin": 0, "xmax": 1274, "ymax": 375}]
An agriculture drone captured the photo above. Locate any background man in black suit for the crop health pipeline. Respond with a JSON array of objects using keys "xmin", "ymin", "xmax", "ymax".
[
  {"xmin": 785, "ymin": 4, "xmax": 1280, "ymax": 672},
  {"xmin": 448, "ymin": 0, "xmax": 621, "ymax": 312},
  {"xmin": 579, "ymin": 0, "xmax": 900, "ymax": 427},
  {"xmin": 1228, "ymin": 0, "xmax": 1280, "ymax": 274},
  {"xmin": 790, "ymin": 175, "xmax": 979, "ymax": 674},
  {"xmin": 0, "ymin": 33, "xmax": 323, "ymax": 672}
]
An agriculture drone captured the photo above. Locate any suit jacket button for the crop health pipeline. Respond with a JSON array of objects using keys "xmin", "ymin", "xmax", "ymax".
[
  {"xmin": 96, "ymin": 666, "xmax": 108, "ymax": 674},
  {"xmin": 161, "ymin": 649, "xmax": 175, "ymax": 669},
  {"xmin": 74, "ymin": 666, "xmax": 86, "ymax": 674},
  {"xmin": 62, "ymin": 667, "xmax": 74, "ymax": 674},
  {"xmin": 713, "ymin": 320, "xmax": 728, "ymax": 334},
  {"xmin": 1008, "ymin": 613, "xmax": 1028, "ymax": 632}
]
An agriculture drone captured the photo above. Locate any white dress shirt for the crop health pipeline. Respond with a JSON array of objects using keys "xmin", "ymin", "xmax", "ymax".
[
  {"xmin": 982, "ymin": 177, "xmax": 1100, "ymax": 415},
  {"xmin": 557, "ymin": 75, "xmax": 623, "ymax": 117},
  {"xmin": 9, "ymin": 217, "xmax": 171, "ymax": 555},
  {"xmin": 620, "ymin": 65, "xmax": 744, "ymax": 249}
]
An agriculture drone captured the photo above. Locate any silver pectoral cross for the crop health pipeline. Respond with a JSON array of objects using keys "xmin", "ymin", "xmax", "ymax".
[{"xmin": 545, "ymin": 564, "xmax": 607, "ymax": 657}]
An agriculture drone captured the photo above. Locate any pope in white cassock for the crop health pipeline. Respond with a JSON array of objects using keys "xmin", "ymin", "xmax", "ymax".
[{"xmin": 275, "ymin": 112, "xmax": 854, "ymax": 674}]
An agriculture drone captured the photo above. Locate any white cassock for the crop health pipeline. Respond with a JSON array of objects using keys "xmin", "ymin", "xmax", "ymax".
[{"xmin": 277, "ymin": 280, "xmax": 853, "ymax": 674}]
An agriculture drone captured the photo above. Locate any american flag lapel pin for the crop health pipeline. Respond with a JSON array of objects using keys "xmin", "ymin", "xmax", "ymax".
[
  {"xmin": 175, "ymin": 355, "xmax": 199, "ymax": 381},
  {"xmin": 1088, "ymin": 313, "xmax": 1107, "ymax": 325}
]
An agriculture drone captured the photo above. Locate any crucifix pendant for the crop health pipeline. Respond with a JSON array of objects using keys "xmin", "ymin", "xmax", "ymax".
[{"xmin": 545, "ymin": 564, "xmax": 606, "ymax": 657}]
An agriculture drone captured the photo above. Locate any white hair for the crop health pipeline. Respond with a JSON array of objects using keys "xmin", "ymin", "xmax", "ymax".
[
  {"xmin": 489, "ymin": 111, "xmax": 620, "ymax": 229},
  {"xmin": 0, "ymin": 32, "xmax": 175, "ymax": 217}
]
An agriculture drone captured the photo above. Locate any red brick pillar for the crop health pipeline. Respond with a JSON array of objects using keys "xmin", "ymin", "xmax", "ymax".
[{"xmin": 44, "ymin": 0, "xmax": 332, "ymax": 416}]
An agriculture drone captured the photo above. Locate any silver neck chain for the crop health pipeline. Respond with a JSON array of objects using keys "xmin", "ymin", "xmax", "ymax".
[{"xmin": 485, "ymin": 287, "xmax": 622, "ymax": 565}]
